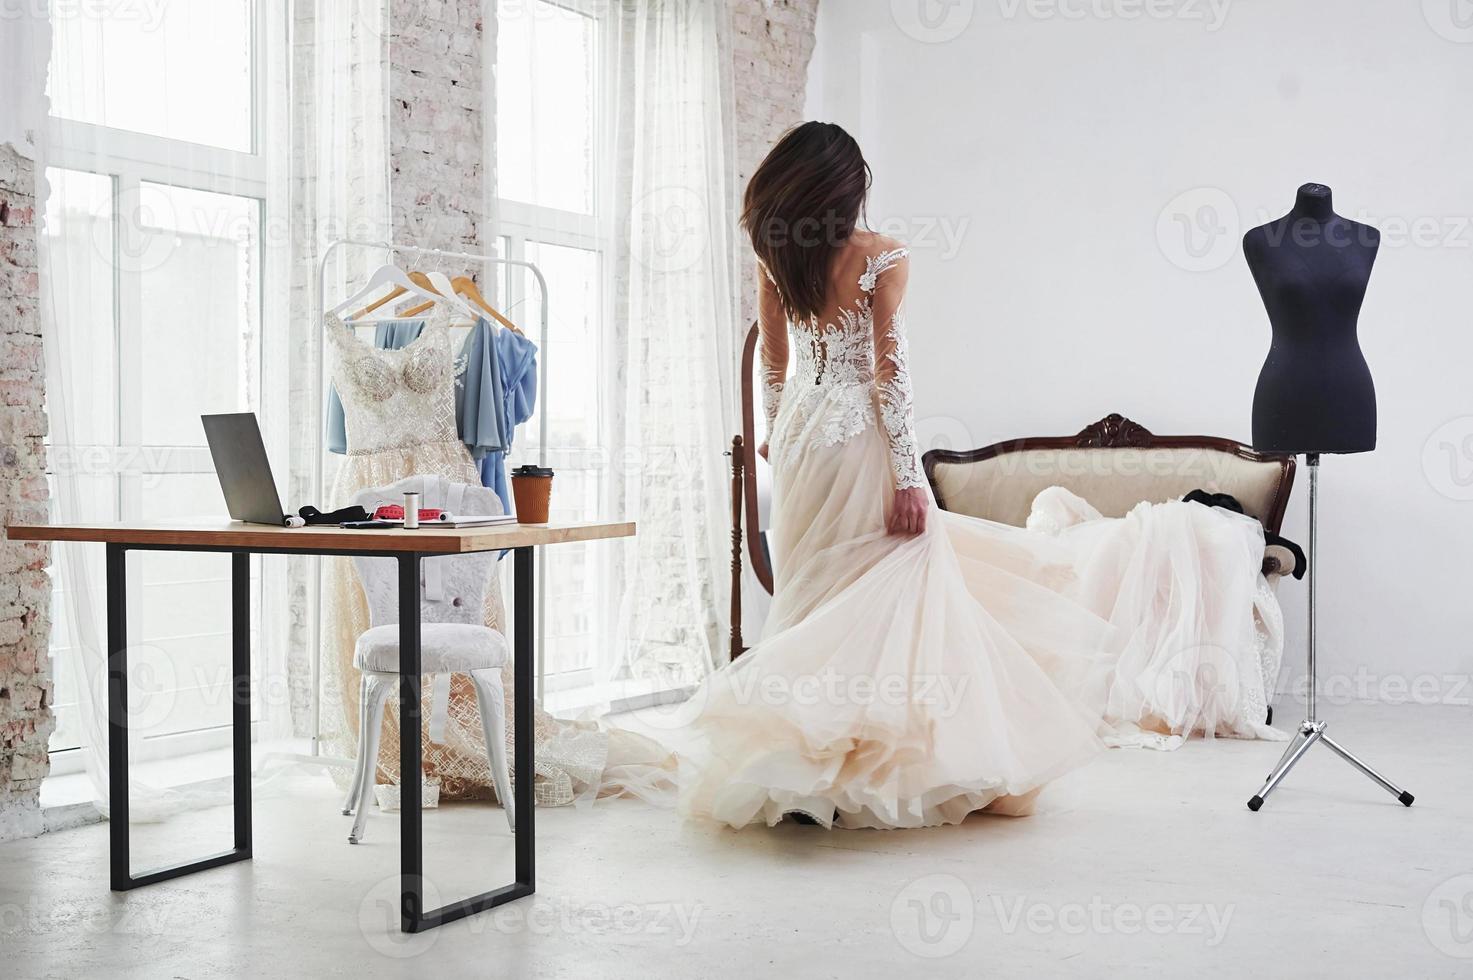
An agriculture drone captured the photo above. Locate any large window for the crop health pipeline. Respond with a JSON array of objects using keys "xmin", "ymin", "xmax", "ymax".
[
  {"xmin": 494, "ymin": 0, "xmax": 613, "ymax": 694},
  {"xmin": 43, "ymin": 0, "xmax": 272, "ymax": 770}
]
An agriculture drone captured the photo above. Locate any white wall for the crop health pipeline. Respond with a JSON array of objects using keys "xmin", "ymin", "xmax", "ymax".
[{"xmin": 807, "ymin": 0, "xmax": 1473, "ymax": 702}]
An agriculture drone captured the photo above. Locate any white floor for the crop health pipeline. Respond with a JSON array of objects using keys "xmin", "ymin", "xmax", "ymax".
[{"xmin": 2, "ymin": 702, "xmax": 1470, "ymax": 979}]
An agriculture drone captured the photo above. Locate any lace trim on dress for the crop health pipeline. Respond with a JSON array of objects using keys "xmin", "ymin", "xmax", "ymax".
[
  {"xmin": 765, "ymin": 244, "xmax": 921, "ymax": 486},
  {"xmin": 762, "ymin": 377, "xmax": 785, "ymax": 430},
  {"xmin": 326, "ymin": 308, "xmax": 461, "ymax": 454},
  {"xmin": 863, "ymin": 247, "xmax": 923, "ymax": 488},
  {"xmin": 776, "ymin": 305, "xmax": 879, "ymax": 470},
  {"xmin": 876, "ymin": 309, "xmax": 925, "ymax": 489},
  {"xmin": 860, "ymin": 248, "xmax": 910, "ymax": 293}
]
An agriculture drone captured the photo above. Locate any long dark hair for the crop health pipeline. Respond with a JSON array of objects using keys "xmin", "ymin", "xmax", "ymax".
[{"xmin": 741, "ymin": 121, "xmax": 871, "ymax": 323}]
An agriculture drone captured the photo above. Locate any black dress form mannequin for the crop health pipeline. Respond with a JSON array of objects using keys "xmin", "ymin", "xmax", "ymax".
[
  {"xmin": 1241, "ymin": 184, "xmax": 1412, "ymax": 814},
  {"xmin": 1245, "ymin": 183, "xmax": 1378, "ymax": 454}
]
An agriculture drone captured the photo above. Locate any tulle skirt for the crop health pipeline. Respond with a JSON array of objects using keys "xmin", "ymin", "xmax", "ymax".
[
  {"xmin": 677, "ymin": 415, "xmax": 1120, "ymax": 830},
  {"xmin": 1026, "ymin": 487, "xmax": 1286, "ymax": 750}
]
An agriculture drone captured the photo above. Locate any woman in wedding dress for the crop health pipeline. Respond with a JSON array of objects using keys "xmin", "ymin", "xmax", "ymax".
[
  {"xmin": 677, "ymin": 123, "xmax": 1122, "ymax": 830},
  {"xmin": 677, "ymin": 123, "xmax": 1285, "ymax": 830}
]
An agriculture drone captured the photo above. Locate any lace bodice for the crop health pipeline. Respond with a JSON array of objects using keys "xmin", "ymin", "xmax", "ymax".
[
  {"xmin": 760, "ymin": 246, "xmax": 923, "ymax": 488},
  {"xmin": 326, "ymin": 309, "xmax": 460, "ymax": 455}
]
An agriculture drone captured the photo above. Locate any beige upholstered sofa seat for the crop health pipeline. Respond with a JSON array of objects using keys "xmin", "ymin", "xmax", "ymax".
[{"xmin": 923, "ymin": 414, "xmax": 1298, "ymax": 579}]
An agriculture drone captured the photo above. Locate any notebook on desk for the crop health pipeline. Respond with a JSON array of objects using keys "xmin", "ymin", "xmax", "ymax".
[{"xmin": 430, "ymin": 514, "xmax": 518, "ymax": 528}]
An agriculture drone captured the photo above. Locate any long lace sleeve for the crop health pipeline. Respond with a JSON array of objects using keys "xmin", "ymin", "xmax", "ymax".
[
  {"xmin": 757, "ymin": 263, "xmax": 788, "ymax": 431},
  {"xmin": 866, "ymin": 249, "xmax": 924, "ymax": 489}
]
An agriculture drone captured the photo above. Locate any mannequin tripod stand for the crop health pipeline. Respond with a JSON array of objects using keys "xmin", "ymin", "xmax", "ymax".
[{"xmin": 1247, "ymin": 453, "xmax": 1413, "ymax": 811}]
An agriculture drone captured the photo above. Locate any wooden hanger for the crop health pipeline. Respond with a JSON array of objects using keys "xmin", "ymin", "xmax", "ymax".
[
  {"xmin": 401, "ymin": 271, "xmax": 479, "ymax": 321},
  {"xmin": 336, "ymin": 265, "xmax": 438, "ymax": 320},
  {"xmin": 351, "ymin": 270, "xmax": 440, "ymax": 320},
  {"xmin": 451, "ymin": 275, "xmax": 522, "ymax": 334}
]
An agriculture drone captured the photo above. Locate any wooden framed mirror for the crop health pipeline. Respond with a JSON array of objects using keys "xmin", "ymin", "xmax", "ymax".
[
  {"xmin": 728, "ymin": 321, "xmax": 772, "ymax": 659},
  {"xmin": 736, "ymin": 320, "xmax": 773, "ymax": 594}
]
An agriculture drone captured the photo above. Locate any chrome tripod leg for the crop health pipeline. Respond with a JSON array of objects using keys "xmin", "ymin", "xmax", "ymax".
[
  {"xmin": 1266, "ymin": 726, "xmax": 1308, "ymax": 781},
  {"xmin": 1248, "ymin": 722, "xmax": 1324, "ymax": 811},
  {"xmin": 1319, "ymin": 734, "xmax": 1414, "ymax": 807}
]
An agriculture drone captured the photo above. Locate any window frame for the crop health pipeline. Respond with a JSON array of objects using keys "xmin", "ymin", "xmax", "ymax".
[
  {"xmin": 42, "ymin": 0, "xmax": 274, "ymax": 773},
  {"xmin": 489, "ymin": 0, "xmax": 619, "ymax": 696}
]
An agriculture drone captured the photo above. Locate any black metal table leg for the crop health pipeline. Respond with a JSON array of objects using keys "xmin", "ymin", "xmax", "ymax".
[
  {"xmin": 108, "ymin": 544, "xmax": 254, "ymax": 890},
  {"xmin": 232, "ymin": 552, "xmax": 253, "ymax": 855},
  {"xmin": 399, "ymin": 547, "xmax": 536, "ymax": 933},
  {"xmin": 398, "ymin": 553, "xmax": 425, "ymax": 932},
  {"xmin": 107, "ymin": 543, "xmax": 130, "ymax": 891},
  {"xmin": 513, "ymin": 546, "xmax": 535, "ymax": 892}
]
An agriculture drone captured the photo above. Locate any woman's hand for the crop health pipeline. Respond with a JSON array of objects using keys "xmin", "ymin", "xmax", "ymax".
[
  {"xmin": 758, "ymin": 442, "xmax": 770, "ymax": 462},
  {"xmin": 888, "ymin": 486, "xmax": 928, "ymax": 536}
]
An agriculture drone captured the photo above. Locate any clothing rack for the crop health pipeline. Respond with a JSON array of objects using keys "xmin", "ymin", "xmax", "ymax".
[{"xmin": 310, "ymin": 239, "xmax": 551, "ymax": 757}]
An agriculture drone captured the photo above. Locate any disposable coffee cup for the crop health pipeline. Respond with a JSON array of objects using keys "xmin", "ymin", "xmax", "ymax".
[{"xmin": 511, "ymin": 465, "xmax": 554, "ymax": 523}]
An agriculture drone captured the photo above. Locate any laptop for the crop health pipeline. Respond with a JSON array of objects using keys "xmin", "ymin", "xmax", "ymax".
[{"xmin": 202, "ymin": 412, "xmax": 289, "ymax": 526}]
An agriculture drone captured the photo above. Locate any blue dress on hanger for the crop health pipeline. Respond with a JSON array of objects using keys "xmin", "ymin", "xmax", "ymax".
[{"xmin": 480, "ymin": 326, "xmax": 540, "ymax": 512}]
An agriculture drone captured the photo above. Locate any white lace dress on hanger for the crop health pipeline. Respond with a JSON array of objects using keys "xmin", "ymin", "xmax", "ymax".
[{"xmin": 323, "ymin": 310, "xmax": 674, "ymax": 806}]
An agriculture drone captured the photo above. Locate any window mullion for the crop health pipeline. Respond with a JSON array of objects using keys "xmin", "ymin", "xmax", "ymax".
[{"xmin": 114, "ymin": 171, "xmax": 145, "ymax": 522}]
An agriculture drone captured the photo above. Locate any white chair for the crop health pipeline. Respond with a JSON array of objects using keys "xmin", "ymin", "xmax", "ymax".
[{"xmin": 341, "ymin": 476, "xmax": 514, "ymax": 844}]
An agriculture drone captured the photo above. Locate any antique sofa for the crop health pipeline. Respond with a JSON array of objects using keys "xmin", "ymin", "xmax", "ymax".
[
  {"xmin": 922, "ymin": 413, "xmax": 1297, "ymax": 574},
  {"xmin": 728, "ymin": 327, "xmax": 1299, "ymax": 660}
]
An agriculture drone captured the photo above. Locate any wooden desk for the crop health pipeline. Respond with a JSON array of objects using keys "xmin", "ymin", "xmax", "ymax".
[{"xmin": 6, "ymin": 519, "xmax": 635, "ymax": 933}]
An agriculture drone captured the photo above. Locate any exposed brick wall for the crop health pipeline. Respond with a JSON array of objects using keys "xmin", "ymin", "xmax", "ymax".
[
  {"xmin": 0, "ymin": 1, "xmax": 819, "ymax": 827},
  {"xmin": 729, "ymin": 0, "xmax": 820, "ymax": 326},
  {"xmin": 388, "ymin": 0, "xmax": 486, "ymax": 255},
  {"xmin": 0, "ymin": 145, "xmax": 53, "ymax": 841},
  {"xmin": 286, "ymin": 0, "xmax": 817, "ymax": 722}
]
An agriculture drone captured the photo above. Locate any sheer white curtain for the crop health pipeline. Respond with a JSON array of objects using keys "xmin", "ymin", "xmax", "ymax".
[
  {"xmin": 37, "ymin": 0, "xmax": 389, "ymax": 818},
  {"xmin": 285, "ymin": 0, "xmax": 393, "ymax": 748},
  {"xmin": 489, "ymin": 0, "xmax": 740, "ymax": 705},
  {"xmin": 609, "ymin": 0, "xmax": 741, "ymax": 687}
]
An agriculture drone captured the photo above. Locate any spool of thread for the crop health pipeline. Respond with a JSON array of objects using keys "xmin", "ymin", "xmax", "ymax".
[{"xmin": 403, "ymin": 492, "xmax": 421, "ymax": 529}]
